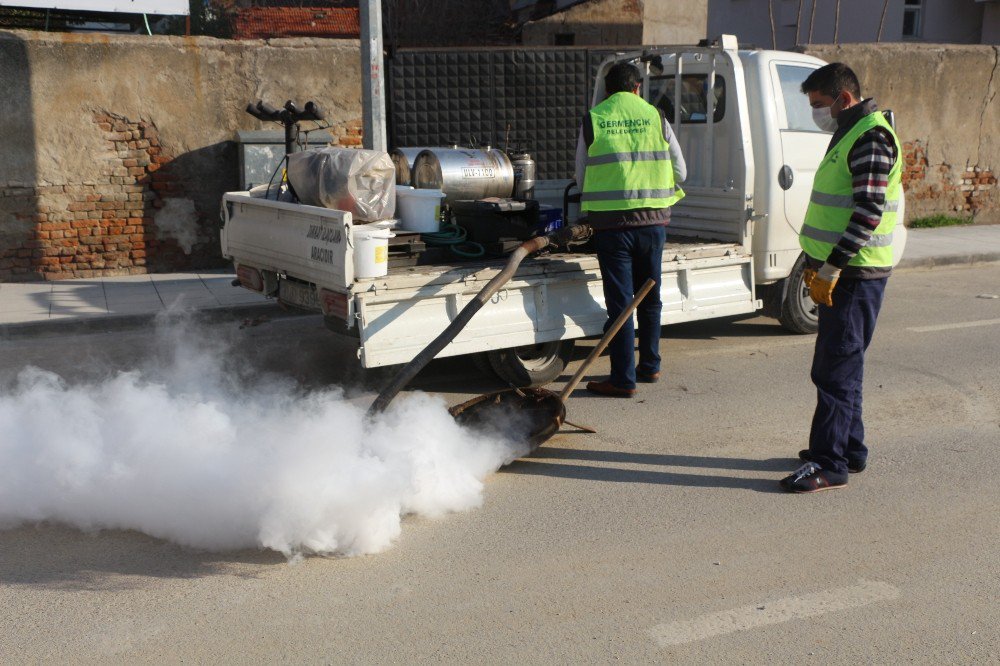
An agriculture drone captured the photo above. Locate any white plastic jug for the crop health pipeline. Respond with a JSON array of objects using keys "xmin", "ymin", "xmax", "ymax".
[
  {"xmin": 396, "ymin": 186, "xmax": 445, "ymax": 233},
  {"xmin": 352, "ymin": 226, "xmax": 395, "ymax": 278}
]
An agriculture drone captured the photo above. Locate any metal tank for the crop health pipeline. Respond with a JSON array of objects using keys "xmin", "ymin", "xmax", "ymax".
[
  {"xmin": 411, "ymin": 147, "xmax": 515, "ymax": 202},
  {"xmin": 509, "ymin": 151, "xmax": 536, "ymax": 200},
  {"xmin": 389, "ymin": 147, "xmax": 427, "ymax": 186}
]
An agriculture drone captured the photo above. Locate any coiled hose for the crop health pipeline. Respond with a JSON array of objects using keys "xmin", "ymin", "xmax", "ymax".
[{"xmin": 421, "ymin": 224, "xmax": 485, "ymax": 259}]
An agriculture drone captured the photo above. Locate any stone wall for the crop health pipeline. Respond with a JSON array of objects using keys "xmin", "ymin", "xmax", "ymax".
[
  {"xmin": 804, "ymin": 43, "xmax": 1000, "ymax": 224},
  {"xmin": 0, "ymin": 31, "xmax": 362, "ymax": 281}
]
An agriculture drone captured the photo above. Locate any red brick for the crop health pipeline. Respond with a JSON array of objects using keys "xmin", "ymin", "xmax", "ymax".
[{"xmin": 41, "ymin": 221, "xmax": 72, "ymax": 231}]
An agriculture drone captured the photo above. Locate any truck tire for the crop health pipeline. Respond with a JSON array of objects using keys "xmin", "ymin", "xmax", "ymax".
[
  {"xmin": 777, "ymin": 253, "xmax": 819, "ymax": 334},
  {"xmin": 486, "ymin": 340, "xmax": 575, "ymax": 387}
]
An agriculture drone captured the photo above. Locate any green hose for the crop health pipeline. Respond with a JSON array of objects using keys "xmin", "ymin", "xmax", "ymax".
[{"xmin": 421, "ymin": 224, "xmax": 485, "ymax": 259}]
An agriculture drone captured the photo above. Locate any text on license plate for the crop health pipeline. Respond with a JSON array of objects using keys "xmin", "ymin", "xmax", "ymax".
[{"xmin": 278, "ymin": 280, "xmax": 321, "ymax": 311}]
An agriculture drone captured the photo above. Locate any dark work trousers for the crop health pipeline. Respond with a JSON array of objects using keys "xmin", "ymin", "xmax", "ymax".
[
  {"xmin": 809, "ymin": 276, "xmax": 888, "ymax": 475},
  {"xmin": 594, "ymin": 225, "xmax": 666, "ymax": 390}
]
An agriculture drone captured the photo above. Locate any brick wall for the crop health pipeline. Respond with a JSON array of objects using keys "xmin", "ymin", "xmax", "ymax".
[{"xmin": 0, "ymin": 31, "xmax": 362, "ymax": 282}]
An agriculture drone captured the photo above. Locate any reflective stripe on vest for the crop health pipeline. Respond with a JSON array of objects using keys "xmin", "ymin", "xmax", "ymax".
[
  {"xmin": 809, "ymin": 191, "xmax": 901, "ymax": 213},
  {"xmin": 801, "ymin": 225, "xmax": 895, "ymax": 247},
  {"xmin": 582, "ymin": 92, "xmax": 684, "ymax": 213},
  {"xmin": 581, "ymin": 187, "xmax": 679, "ymax": 202},
  {"xmin": 799, "ymin": 110, "xmax": 902, "ymax": 268}
]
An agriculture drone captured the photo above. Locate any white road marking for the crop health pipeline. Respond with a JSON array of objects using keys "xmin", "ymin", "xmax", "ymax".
[
  {"xmin": 907, "ymin": 317, "xmax": 1000, "ymax": 333},
  {"xmin": 649, "ymin": 580, "xmax": 900, "ymax": 647}
]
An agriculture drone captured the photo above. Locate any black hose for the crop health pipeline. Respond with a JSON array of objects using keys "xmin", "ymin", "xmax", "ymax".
[{"xmin": 367, "ymin": 224, "xmax": 592, "ymax": 417}]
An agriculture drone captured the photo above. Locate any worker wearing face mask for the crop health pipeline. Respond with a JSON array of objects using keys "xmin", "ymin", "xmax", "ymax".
[{"xmin": 780, "ymin": 62, "xmax": 901, "ymax": 493}]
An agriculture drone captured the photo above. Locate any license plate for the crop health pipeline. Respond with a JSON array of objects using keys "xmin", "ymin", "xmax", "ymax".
[{"xmin": 278, "ymin": 280, "xmax": 321, "ymax": 311}]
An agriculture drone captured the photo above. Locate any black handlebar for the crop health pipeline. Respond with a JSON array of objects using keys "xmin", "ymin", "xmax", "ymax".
[{"xmin": 244, "ymin": 99, "xmax": 325, "ymax": 124}]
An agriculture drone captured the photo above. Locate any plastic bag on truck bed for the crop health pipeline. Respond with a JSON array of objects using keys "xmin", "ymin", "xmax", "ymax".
[{"xmin": 286, "ymin": 147, "xmax": 396, "ymax": 222}]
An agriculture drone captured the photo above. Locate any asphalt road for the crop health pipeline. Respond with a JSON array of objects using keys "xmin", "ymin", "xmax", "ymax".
[{"xmin": 1, "ymin": 264, "xmax": 998, "ymax": 663}]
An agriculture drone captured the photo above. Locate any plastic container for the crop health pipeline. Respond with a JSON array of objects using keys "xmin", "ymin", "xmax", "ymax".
[
  {"xmin": 396, "ymin": 186, "xmax": 445, "ymax": 233},
  {"xmin": 352, "ymin": 226, "xmax": 395, "ymax": 278}
]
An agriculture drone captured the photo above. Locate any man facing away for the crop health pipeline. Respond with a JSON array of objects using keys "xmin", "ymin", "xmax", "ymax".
[
  {"xmin": 575, "ymin": 62, "xmax": 686, "ymax": 398},
  {"xmin": 780, "ymin": 62, "xmax": 902, "ymax": 493}
]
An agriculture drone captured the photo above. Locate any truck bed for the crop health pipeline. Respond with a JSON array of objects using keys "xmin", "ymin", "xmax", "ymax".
[
  {"xmin": 221, "ymin": 193, "xmax": 758, "ymax": 368},
  {"xmin": 347, "ymin": 236, "xmax": 756, "ymax": 367}
]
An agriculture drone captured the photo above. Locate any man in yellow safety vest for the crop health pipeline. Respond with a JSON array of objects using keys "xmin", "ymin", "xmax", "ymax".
[
  {"xmin": 576, "ymin": 62, "xmax": 686, "ymax": 397},
  {"xmin": 780, "ymin": 62, "xmax": 902, "ymax": 493}
]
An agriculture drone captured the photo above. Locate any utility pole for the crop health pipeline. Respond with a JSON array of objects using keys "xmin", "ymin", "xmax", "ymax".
[{"xmin": 360, "ymin": 0, "xmax": 387, "ymax": 152}]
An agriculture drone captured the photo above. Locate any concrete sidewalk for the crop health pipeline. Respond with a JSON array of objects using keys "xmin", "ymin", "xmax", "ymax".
[
  {"xmin": 1, "ymin": 225, "xmax": 999, "ymax": 335},
  {"xmin": 0, "ymin": 270, "xmax": 275, "ymax": 336}
]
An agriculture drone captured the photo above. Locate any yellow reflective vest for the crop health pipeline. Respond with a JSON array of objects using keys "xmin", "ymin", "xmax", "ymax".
[{"xmin": 582, "ymin": 92, "xmax": 684, "ymax": 212}]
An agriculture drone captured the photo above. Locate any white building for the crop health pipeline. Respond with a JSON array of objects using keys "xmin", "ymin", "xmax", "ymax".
[{"xmin": 708, "ymin": 0, "xmax": 1000, "ymax": 48}]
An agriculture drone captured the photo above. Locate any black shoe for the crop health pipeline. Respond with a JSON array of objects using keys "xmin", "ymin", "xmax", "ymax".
[
  {"xmin": 780, "ymin": 462, "xmax": 848, "ymax": 493},
  {"xmin": 586, "ymin": 380, "xmax": 636, "ymax": 398},
  {"xmin": 798, "ymin": 449, "xmax": 867, "ymax": 474},
  {"xmin": 636, "ymin": 371, "xmax": 660, "ymax": 384}
]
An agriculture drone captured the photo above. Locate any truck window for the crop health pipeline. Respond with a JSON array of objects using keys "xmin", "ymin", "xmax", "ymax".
[
  {"xmin": 776, "ymin": 64, "xmax": 823, "ymax": 132},
  {"xmin": 648, "ymin": 74, "xmax": 726, "ymax": 125}
]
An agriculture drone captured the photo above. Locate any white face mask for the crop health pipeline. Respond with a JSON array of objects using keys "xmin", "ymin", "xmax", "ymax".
[{"xmin": 812, "ymin": 105, "xmax": 838, "ymax": 132}]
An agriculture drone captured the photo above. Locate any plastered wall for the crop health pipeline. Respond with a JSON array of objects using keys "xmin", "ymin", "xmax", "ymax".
[{"xmin": 804, "ymin": 43, "xmax": 1000, "ymax": 224}]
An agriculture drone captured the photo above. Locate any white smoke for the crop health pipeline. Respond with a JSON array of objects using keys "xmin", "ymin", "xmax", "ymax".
[
  {"xmin": 153, "ymin": 198, "xmax": 199, "ymax": 254},
  {"xmin": 0, "ymin": 316, "xmax": 525, "ymax": 559}
]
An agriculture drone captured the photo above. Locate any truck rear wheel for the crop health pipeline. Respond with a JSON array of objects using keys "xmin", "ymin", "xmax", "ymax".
[
  {"xmin": 777, "ymin": 253, "xmax": 819, "ymax": 334},
  {"xmin": 485, "ymin": 340, "xmax": 575, "ymax": 387}
]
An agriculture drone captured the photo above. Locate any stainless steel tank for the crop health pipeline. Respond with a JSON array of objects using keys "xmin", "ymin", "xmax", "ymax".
[
  {"xmin": 509, "ymin": 151, "xmax": 536, "ymax": 200},
  {"xmin": 411, "ymin": 147, "xmax": 515, "ymax": 202},
  {"xmin": 390, "ymin": 147, "xmax": 428, "ymax": 186}
]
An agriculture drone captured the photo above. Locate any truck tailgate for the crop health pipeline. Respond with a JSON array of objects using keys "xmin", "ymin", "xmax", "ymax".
[{"xmin": 220, "ymin": 193, "xmax": 354, "ymax": 289}]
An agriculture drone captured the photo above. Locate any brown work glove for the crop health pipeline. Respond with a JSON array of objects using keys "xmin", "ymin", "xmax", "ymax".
[
  {"xmin": 809, "ymin": 263, "xmax": 841, "ymax": 307},
  {"xmin": 802, "ymin": 268, "xmax": 817, "ymax": 289}
]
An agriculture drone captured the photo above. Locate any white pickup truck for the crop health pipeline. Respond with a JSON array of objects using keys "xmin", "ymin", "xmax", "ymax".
[{"xmin": 220, "ymin": 35, "xmax": 904, "ymax": 386}]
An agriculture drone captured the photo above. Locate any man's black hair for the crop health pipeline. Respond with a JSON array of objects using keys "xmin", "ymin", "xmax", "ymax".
[
  {"xmin": 801, "ymin": 62, "xmax": 861, "ymax": 99},
  {"xmin": 605, "ymin": 62, "xmax": 641, "ymax": 95}
]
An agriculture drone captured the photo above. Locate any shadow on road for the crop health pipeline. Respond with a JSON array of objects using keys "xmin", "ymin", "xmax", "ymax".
[
  {"xmin": 502, "ymin": 446, "xmax": 794, "ymax": 494},
  {"xmin": 0, "ymin": 523, "xmax": 284, "ymax": 590}
]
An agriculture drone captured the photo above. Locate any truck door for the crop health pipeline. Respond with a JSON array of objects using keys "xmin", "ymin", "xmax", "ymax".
[{"xmin": 770, "ymin": 61, "xmax": 827, "ymax": 236}]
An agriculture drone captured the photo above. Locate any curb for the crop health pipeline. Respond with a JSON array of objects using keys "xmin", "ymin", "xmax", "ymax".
[
  {"xmin": 0, "ymin": 302, "xmax": 307, "ymax": 340},
  {"xmin": 895, "ymin": 252, "xmax": 1000, "ymax": 271}
]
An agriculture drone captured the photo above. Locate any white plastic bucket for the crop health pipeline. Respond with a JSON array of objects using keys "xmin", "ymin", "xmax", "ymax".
[
  {"xmin": 352, "ymin": 226, "xmax": 394, "ymax": 278},
  {"xmin": 396, "ymin": 186, "xmax": 445, "ymax": 233}
]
